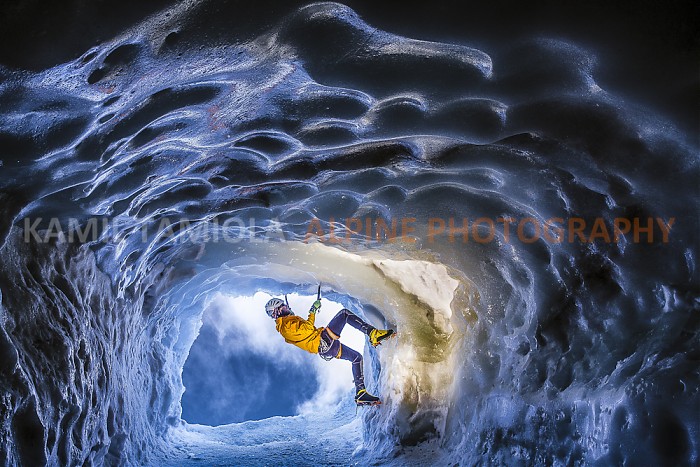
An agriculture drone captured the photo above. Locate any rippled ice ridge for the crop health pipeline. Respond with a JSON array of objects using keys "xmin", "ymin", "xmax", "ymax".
[{"xmin": 0, "ymin": 2, "xmax": 697, "ymax": 466}]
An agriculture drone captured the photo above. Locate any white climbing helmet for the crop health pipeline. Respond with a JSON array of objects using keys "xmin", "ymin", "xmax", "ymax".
[{"xmin": 265, "ymin": 298, "xmax": 286, "ymax": 318}]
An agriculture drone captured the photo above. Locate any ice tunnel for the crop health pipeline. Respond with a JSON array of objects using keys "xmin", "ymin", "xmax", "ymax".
[{"xmin": 0, "ymin": 1, "xmax": 698, "ymax": 466}]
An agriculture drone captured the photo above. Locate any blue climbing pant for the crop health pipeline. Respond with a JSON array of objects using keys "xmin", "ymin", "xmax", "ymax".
[{"xmin": 318, "ymin": 309, "xmax": 375, "ymax": 391}]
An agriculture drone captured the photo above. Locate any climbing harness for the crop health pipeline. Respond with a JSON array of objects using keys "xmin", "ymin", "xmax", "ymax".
[{"xmin": 318, "ymin": 329, "xmax": 335, "ymax": 361}]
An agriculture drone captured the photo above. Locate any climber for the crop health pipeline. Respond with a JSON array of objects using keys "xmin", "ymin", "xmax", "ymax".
[{"xmin": 265, "ymin": 296, "xmax": 395, "ymax": 406}]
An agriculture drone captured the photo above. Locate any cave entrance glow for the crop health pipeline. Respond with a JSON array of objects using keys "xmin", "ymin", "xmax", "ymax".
[{"xmin": 181, "ymin": 291, "xmax": 364, "ymax": 426}]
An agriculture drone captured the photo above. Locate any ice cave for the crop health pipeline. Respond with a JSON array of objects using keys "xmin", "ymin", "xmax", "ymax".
[{"xmin": 0, "ymin": 1, "xmax": 697, "ymax": 466}]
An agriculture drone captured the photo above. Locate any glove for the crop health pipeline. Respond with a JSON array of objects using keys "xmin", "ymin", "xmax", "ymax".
[{"xmin": 309, "ymin": 300, "xmax": 322, "ymax": 314}]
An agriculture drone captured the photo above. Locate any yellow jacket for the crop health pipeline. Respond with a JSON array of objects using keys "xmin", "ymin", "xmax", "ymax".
[{"xmin": 275, "ymin": 313, "xmax": 322, "ymax": 354}]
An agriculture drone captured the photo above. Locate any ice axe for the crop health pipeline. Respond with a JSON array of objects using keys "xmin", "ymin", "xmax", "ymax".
[{"xmin": 310, "ymin": 283, "xmax": 322, "ymax": 314}]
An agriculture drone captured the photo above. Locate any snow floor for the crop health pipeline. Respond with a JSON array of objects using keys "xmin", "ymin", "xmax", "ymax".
[
  {"xmin": 156, "ymin": 396, "xmax": 449, "ymax": 467},
  {"xmin": 160, "ymin": 395, "xmax": 363, "ymax": 466}
]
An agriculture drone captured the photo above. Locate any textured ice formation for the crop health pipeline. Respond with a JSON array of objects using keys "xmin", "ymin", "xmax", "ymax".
[{"xmin": 0, "ymin": 1, "xmax": 697, "ymax": 466}]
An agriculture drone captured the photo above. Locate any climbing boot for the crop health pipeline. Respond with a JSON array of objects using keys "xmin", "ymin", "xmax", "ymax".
[
  {"xmin": 355, "ymin": 389, "xmax": 381, "ymax": 406},
  {"xmin": 369, "ymin": 328, "xmax": 395, "ymax": 347}
]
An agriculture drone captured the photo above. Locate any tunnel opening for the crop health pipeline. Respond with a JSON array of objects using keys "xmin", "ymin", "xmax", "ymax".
[{"xmin": 156, "ymin": 241, "xmax": 471, "ymax": 464}]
